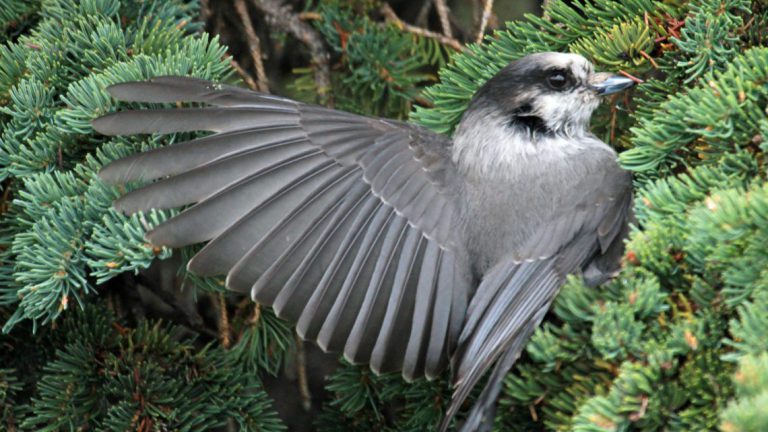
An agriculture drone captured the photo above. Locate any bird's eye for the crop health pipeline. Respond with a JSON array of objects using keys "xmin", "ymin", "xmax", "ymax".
[{"xmin": 546, "ymin": 70, "xmax": 568, "ymax": 90}]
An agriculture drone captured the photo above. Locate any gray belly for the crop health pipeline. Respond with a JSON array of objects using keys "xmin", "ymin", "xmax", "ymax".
[{"xmin": 458, "ymin": 171, "xmax": 575, "ymax": 274}]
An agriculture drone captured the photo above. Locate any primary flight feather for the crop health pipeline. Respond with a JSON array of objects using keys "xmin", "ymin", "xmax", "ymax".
[{"xmin": 93, "ymin": 52, "xmax": 634, "ymax": 431}]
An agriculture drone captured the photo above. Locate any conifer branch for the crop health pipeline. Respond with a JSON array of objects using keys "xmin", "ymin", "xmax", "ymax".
[
  {"xmin": 380, "ymin": 4, "xmax": 464, "ymax": 51},
  {"xmin": 250, "ymin": 0, "xmax": 332, "ymax": 105}
]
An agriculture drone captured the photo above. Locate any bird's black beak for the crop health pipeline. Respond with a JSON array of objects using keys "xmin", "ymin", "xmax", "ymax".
[{"xmin": 591, "ymin": 75, "xmax": 636, "ymax": 95}]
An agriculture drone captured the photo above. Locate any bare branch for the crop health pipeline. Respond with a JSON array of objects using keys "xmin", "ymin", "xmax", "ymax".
[
  {"xmin": 476, "ymin": 0, "xmax": 494, "ymax": 43},
  {"xmin": 213, "ymin": 292, "xmax": 231, "ymax": 349},
  {"xmin": 234, "ymin": 0, "xmax": 270, "ymax": 92},
  {"xmin": 250, "ymin": 0, "xmax": 332, "ymax": 106},
  {"xmin": 200, "ymin": 0, "xmax": 212, "ymax": 24},
  {"xmin": 380, "ymin": 4, "xmax": 464, "ymax": 52},
  {"xmin": 295, "ymin": 333, "xmax": 312, "ymax": 411},
  {"xmin": 415, "ymin": 0, "xmax": 432, "ymax": 27},
  {"xmin": 298, "ymin": 11, "xmax": 322, "ymax": 21},
  {"xmin": 230, "ymin": 59, "xmax": 260, "ymax": 91},
  {"xmin": 434, "ymin": 0, "xmax": 453, "ymax": 38}
]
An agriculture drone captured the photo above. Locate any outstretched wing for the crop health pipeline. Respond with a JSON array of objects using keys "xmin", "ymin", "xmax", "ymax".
[
  {"xmin": 442, "ymin": 160, "xmax": 633, "ymax": 432},
  {"xmin": 92, "ymin": 76, "xmax": 472, "ymax": 380}
]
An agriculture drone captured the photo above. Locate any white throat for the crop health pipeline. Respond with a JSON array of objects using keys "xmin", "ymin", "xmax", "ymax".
[{"xmin": 452, "ymin": 107, "xmax": 591, "ymax": 181}]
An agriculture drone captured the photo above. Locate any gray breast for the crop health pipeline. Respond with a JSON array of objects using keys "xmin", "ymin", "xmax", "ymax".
[{"xmin": 455, "ymin": 132, "xmax": 616, "ymax": 274}]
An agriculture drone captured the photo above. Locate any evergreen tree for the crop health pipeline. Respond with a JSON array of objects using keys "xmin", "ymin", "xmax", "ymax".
[{"xmin": 1, "ymin": 0, "xmax": 766, "ymax": 430}]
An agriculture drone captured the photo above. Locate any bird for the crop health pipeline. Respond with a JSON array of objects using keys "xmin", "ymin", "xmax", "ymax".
[{"xmin": 92, "ymin": 52, "xmax": 635, "ymax": 431}]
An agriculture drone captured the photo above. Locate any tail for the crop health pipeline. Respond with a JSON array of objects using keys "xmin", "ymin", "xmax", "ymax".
[
  {"xmin": 442, "ymin": 234, "xmax": 600, "ymax": 431},
  {"xmin": 439, "ymin": 258, "xmax": 562, "ymax": 432}
]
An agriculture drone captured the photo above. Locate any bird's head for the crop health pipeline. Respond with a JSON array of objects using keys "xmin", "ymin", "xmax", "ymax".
[{"xmin": 466, "ymin": 52, "xmax": 634, "ymax": 138}]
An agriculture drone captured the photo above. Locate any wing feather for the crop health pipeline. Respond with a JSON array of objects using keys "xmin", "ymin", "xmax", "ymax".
[
  {"xmin": 184, "ymin": 159, "xmax": 340, "ymax": 275},
  {"xmin": 318, "ymin": 205, "xmax": 396, "ymax": 352},
  {"xmin": 112, "ymin": 138, "xmax": 315, "ymax": 214},
  {"xmin": 296, "ymin": 196, "xmax": 382, "ymax": 342},
  {"xmin": 269, "ymin": 181, "xmax": 371, "ymax": 317},
  {"xmin": 93, "ymin": 107, "xmax": 298, "ymax": 135},
  {"xmin": 425, "ymin": 250, "xmax": 458, "ymax": 379},
  {"xmin": 403, "ymin": 240, "xmax": 441, "ymax": 381},
  {"xmin": 148, "ymin": 153, "xmax": 331, "ymax": 249},
  {"xmin": 344, "ymin": 215, "xmax": 409, "ymax": 364},
  {"xmin": 370, "ymin": 229, "xmax": 424, "ymax": 374},
  {"xmin": 99, "ymin": 126, "xmax": 305, "ymax": 184},
  {"xmin": 441, "ymin": 258, "xmax": 561, "ymax": 432},
  {"xmin": 224, "ymin": 166, "xmax": 360, "ymax": 293},
  {"xmin": 104, "ymin": 76, "xmax": 294, "ymax": 107}
]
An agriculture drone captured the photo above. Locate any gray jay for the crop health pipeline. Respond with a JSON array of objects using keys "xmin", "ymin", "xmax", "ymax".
[{"xmin": 92, "ymin": 52, "xmax": 635, "ymax": 431}]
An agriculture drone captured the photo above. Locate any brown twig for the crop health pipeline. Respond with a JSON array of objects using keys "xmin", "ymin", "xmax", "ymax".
[
  {"xmin": 212, "ymin": 6, "xmax": 227, "ymax": 53},
  {"xmin": 234, "ymin": 0, "xmax": 270, "ymax": 92},
  {"xmin": 200, "ymin": 0, "xmax": 212, "ymax": 24},
  {"xmin": 416, "ymin": 0, "xmax": 433, "ymax": 27},
  {"xmin": 638, "ymin": 50, "xmax": 658, "ymax": 69},
  {"xmin": 298, "ymin": 11, "xmax": 322, "ymax": 21},
  {"xmin": 617, "ymin": 70, "xmax": 645, "ymax": 84},
  {"xmin": 542, "ymin": 0, "xmax": 554, "ymax": 20},
  {"xmin": 213, "ymin": 292, "xmax": 231, "ymax": 349},
  {"xmin": 380, "ymin": 4, "xmax": 464, "ymax": 52},
  {"xmin": 295, "ymin": 333, "xmax": 312, "ymax": 411},
  {"xmin": 528, "ymin": 404, "xmax": 538, "ymax": 421},
  {"xmin": 476, "ymin": 0, "xmax": 494, "ymax": 43},
  {"xmin": 106, "ymin": 286, "xmax": 123, "ymax": 322},
  {"xmin": 0, "ymin": 184, "xmax": 12, "ymax": 214},
  {"xmin": 230, "ymin": 59, "xmax": 260, "ymax": 91},
  {"xmin": 249, "ymin": 303, "xmax": 262, "ymax": 325},
  {"xmin": 250, "ymin": 0, "xmax": 332, "ymax": 106},
  {"xmin": 434, "ymin": 0, "xmax": 453, "ymax": 38},
  {"xmin": 739, "ymin": 15, "xmax": 755, "ymax": 33}
]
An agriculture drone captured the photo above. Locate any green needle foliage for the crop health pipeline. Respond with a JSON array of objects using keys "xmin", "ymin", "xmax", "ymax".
[
  {"xmin": 0, "ymin": 0, "xmax": 232, "ymax": 331},
  {"xmin": 291, "ymin": 1, "xmax": 450, "ymax": 119},
  {"xmin": 0, "ymin": 0, "xmax": 40, "ymax": 43},
  {"xmin": 1, "ymin": 0, "xmax": 767, "ymax": 430},
  {"xmin": 20, "ymin": 307, "xmax": 284, "ymax": 431},
  {"xmin": 0, "ymin": 0, "xmax": 283, "ymax": 430}
]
